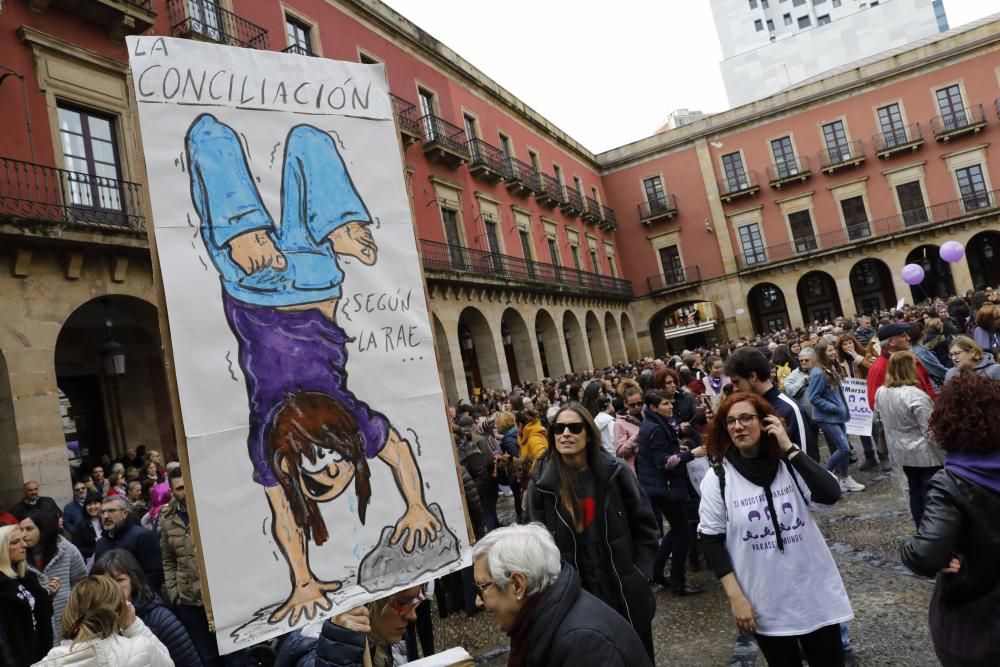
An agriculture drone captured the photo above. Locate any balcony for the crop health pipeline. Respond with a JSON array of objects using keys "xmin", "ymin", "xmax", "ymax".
[
  {"xmin": 931, "ymin": 104, "xmax": 987, "ymax": 142},
  {"xmin": 466, "ymin": 139, "xmax": 506, "ymax": 184},
  {"xmin": 638, "ymin": 194, "xmax": 678, "ymax": 225},
  {"xmin": 389, "ymin": 93, "xmax": 422, "ymax": 146},
  {"xmin": 646, "ymin": 265, "xmax": 701, "ymax": 294},
  {"xmin": 717, "ymin": 170, "xmax": 760, "ymax": 203},
  {"xmin": 560, "ymin": 187, "xmax": 584, "ymax": 217},
  {"xmin": 29, "ymin": 0, "xmax": 156, "ymax": 41},
  {"xmin": 0, "ymin": 156, "xmax": 145, "ymax": 233},
  {"xmin": 534, "ymin": 172, "xmax": 565, "ymax": 208},
  {"xmin": 167, "ymin": 0, "xmax": 269, "ymax": 50},
  {"xmin": 503, "ymin": 157, "xmax": 538, "ymax": 196},
  {"xmin": 582, "ymin": 196, "xmax": 603, "ymax": 224},
  {"xmin": 419, "ymin": 115, "xmax": 470, "ymax": 168},
  {"xmin": 735, "ymin": 186, "xmax": 1000, "ymax": 271},
  {"xmin": 819, "ymin": 139, "xmax": 865, "ymax": 174},
  {"xmin": 766, "ymin": 156, "xmax": 812, "ymax": 189},
  {"xmin": 599, "ymin": 205, "xmax": 617, "ymax": 231},
  {"xmin": 420, "ymin": 239, "xmax": 632, "ymax": 299},
  {"xmin": 873, "ymin": 123, "xmax": 924, "ymax": 159},
  {"xmin": 281, "ymin": 44, "xmax": 315, "ymax": 57}
]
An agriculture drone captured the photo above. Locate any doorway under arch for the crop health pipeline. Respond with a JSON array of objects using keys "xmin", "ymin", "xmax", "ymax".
[
  {"xmin": 796, "ymin": 271, "xmax": 844, "ymax": 325},
  {"xmin": 905, "ymin": 245, "xmax": 955, "ymax": 301},
  {"xmin": 535, "ymin": 309, "xmax": 566, "ymax": 379},
  {"xmin": 501, "ymin": 308, "xmax": 536, "ymax": 386},
  {"xmin": 458, "ymin": 307, "xmax": 504, "ymax": 394},
  {"xmin": 849, "ymin": 258, "xmax": 897, "ymax": 316},
  {"xmin": 747, "ymin": 283, "xmax": 791, "ymax": 334},
  {"xmin": 966, "ymin": 231, "xmax": 1000, "ymax": 290}
]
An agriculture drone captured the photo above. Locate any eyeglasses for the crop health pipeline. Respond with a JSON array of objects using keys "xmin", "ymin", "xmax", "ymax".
[
  {"xmin": 473, "ymin": 579, "xmax": 497, "ymax": 600},
  {"xmin": 387, "ymin": 588, "xmax": 427, "ymax": 616},
  {"xmin": 626, "ymin": 400, "xmax": 643, "ymax": 407},
  {"xmin": 948, "ymin": 350, "xmax": 964, "ymax": 359},
  {"xmin": 99, "ymin": 509, "xmax": 126, "ymax": 516},
  {"xmin": 551, "ymin": 422, "xmax": 585, "ymax": 435},
  {"xmin": 725, "ymin": 414, "xmax": 758, "ymax": 428}
]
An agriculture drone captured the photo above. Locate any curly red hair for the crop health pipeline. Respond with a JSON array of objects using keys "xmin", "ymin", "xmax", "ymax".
[
  {"xmin": 705, "ymin": 392, "xmax": 784, "ymax": 461},
  {"xmin": 929, "ymin": 374, "xmax": 1000, "ymax": 454}
]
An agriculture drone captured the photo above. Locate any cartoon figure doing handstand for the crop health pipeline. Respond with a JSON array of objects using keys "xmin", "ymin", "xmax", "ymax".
[{"xmin": 186, "ymin": 113, "xmax": 440, "ymax": 625}]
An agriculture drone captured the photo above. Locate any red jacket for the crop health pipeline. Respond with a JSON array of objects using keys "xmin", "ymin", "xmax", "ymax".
[{"xmin": 867, "ymin": 351, "xmax": 935, "ymax": 409}]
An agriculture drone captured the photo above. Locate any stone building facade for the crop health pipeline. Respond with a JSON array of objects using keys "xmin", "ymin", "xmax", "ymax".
[{"xmin": 0, "ymin": 0, "xmax": 998, "ymax": 503}]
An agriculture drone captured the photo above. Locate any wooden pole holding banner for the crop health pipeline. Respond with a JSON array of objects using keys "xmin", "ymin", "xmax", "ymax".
[{"xmin": 124, "ymin": 69, "xmax": 220, "ymax": 631}]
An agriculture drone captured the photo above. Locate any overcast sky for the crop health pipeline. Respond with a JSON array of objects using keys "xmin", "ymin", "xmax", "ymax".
[{"xmin": 381, "ymin": 0, "xmax": 1000, "ymax": 153}]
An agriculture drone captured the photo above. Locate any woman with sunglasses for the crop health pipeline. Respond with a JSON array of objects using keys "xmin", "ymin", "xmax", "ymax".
[
  {"xmin": 525, "ymin": 403, "xmax": 659, "ymax": 662},
  {"xmin": 276, "ymin": 584, "xmax": 427, "ymax": 667},
  {"xmin": 698, "ymin": 392, "xmax": 851, "ymax": 666}
]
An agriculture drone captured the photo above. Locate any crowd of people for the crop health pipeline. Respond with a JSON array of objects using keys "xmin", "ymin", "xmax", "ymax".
[{"xmin": 1, "ymin": 288, "xmax": 999, "ymax": 666}]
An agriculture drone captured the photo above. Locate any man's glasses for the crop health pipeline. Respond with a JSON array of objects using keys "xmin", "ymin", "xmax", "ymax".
[
  {"xmin": 387, "ymin": 587, "xmax": 427, "ymax": 616},
  {"xmin": 626, "ymin": 401, "xmax": 642, "ymax": 408},
  {"xmin": 99, "ymin": 509, "xmax": 126, "ymax": 516},
  {"xmin": 725, "ymin": 414, "xmax": 758, "ymax": 428},
  {"xmin": 551, "ymin": 422, "xmax": 585, "ymax": 435},
  {"xmin": 473, "ymin": 579, "xmax": 496, "ymax": 600}
]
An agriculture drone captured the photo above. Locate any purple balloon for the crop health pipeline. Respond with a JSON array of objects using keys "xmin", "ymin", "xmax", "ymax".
[
  {"xmin": 939, "ymin": 241, "xmax": 965, "ymax": 263},
  {"xmin": 901, "ymin": 263, "xmax": 925, "ymax": 286}
]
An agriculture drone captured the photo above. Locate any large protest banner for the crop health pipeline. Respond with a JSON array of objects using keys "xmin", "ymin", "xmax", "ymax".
[
  {"xmin": 841, "ymin": 378, "xmax": 873, "ymax": 437},
  {"xmin": 127, "ymin": 36, "xmax": 469, "ymax": 652}
]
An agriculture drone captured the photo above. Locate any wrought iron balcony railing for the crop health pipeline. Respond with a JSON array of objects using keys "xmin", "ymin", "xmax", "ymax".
[
  {"xmin": 420, "ymin": 239, "xmax": 632, "ymax": 299},
  {"xmin": 873, "ymin": 123, "xmax": 923, "ymax": 156},
  {"xmin": 600, "ymin": 205, "xmax": 617, "ymax": 230},
  {"xmin": 646, "ymin": 265, "xmax": 701, "ymax": 293},
  {"xmin": 534, "ymin": 172, "xmax": 565, "ymax": 207},
  {"xmin": 583, "ymin": 196, "xmax": 603, "ymax": 222},
  {"xmin": 420, "ymin": 114, "xmax": 469, "ymax": 166},
  {"xmin": 503, "ymin": 157, "xmax": 539, "ymax": 194},
  {"xmin": 736, "ymin": 186, "xmax": 1000, "ymax": 270},
  {"xmin": 0, "ymin": 156, "xmax": 145, "ymax": 231},
  {"xmin": 561, "ymin": 186, "xmax": 584, "ymax": 216},
  {"xmin": 281, "ymin": 44, "xmax": 314, "ymax": 56},
  {"xmin": 466, "ymin": 138, "xmax": 506, "ymax": 182},
  {"xmin": 389, "ymin": 93, "xmax": 422, "ymax": 143},
  {"xmin": 818, "ymin": 139, "xmax": 865, "ymax": 172},
  {"xmin": 930, "ymin": 104, "xmax": 987, "ymax": 139},
  {"xmin": 637, "ymin": 194, "xmax": 678, "ymax": 223},
  {"xmin": 717, "ymin": 169, "xmax": 759, "ymax": 201},
  {"xmin": 766, "ymin": 155, "xmax": 811, "ymax": 187},
  {"xmin": 167, "ymin": 0, "xmax": 269, "ymax": 50}
]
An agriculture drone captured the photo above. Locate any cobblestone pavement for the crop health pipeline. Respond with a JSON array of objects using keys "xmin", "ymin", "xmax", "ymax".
[{"xmin": 424, "ymin": 449, "xmax": 940, "ymax": 666}]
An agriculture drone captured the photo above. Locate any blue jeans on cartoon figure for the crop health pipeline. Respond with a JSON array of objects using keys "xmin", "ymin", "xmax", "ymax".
[{"xmin": 186, "ymin": 113, "xmax": 370, "ymax": 307}]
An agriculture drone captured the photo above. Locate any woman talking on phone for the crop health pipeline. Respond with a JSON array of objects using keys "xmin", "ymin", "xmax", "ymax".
[{"xmin": 698, "ymin": 392, "xmax": 852, "ymax": 666}]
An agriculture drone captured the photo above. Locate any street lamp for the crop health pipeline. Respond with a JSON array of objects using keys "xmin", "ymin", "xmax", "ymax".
[
  {"xmin": 984, "ymin": 239, "xmax": 994, "ymax": 260},
  {"xmin": 100, "ymin": 318, "xmax": 127, "ymax": 455},
  {"xmin": 501, "ymin": 323, "xmax": 512, "ymax": 346}
]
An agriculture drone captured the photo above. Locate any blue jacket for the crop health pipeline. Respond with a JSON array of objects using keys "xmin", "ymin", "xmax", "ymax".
[
  {"xmin": 912, "ymin": 343, "xmax": 949, "ymax": 387},
  {"xmin": 135, "ymin": 594, "xmax": 203, "ymax": 667},
  {"xmin": 807, "ymin": 368, "xmax": 850, "ymax": 424},
  {"xmin": 62, "ymin": 499, "xmax": 85, "ymax": 535},
  {"xmin": 635, "ymin": 409, "xmax": 692, "ymax": 500},
  {"xmin": 94, "ymin": 518, "xmax": 164, "ymax": 592}
]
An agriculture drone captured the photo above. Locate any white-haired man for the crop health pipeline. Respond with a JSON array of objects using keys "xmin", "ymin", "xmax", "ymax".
[{"xmin": 472, "ymin": 523, "xmax": 651, "ymax": 667}]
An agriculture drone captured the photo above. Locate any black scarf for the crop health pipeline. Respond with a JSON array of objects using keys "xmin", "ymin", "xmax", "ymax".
[
  {"xmin": 507, "ymin": 593, "xmax": 542, "ymax": 667},
  {"xmin": 725, "ymin": 448, "xmax": 786, "ymax": 552}
]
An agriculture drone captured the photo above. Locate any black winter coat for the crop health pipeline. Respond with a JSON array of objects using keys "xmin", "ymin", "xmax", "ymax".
[
  {"xmin": 135, "ymin": 593, "xmax": 204, "ymax": 666},
  {"xmin": 95, "ymin": 517, "xmax": 164, "ymax": 591},
  {"xmin": 72, "ymin": 517, "xmax": 100, "ymax": 560},
  {"xmin": 0, "ymin": 570, "xmax": 53, "ymax": 666},
  {"xmin": 636, "ymin": 409, "xmax": 693, "ymax": 501},
  {"xmin": 526, "ymin": 452, "xmax": 658, "ymax": 636},
  {"xmin": 518, "ymin": 563, "xmax": 652, "ymax": 667},
  {"xmin": 900, "ymin": 468, "xmax": 1000, "ymax": 665}
]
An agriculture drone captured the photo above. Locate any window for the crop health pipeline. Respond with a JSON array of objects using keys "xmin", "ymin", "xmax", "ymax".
[
  {"xmin": 606, "ymin": 250, "xmax": 618, "ymax": 278},
  {"xmin": 359, "ymin": 52, "xmax": 379, "ymax": 65},
  {"xmin": 805, "ymin": 275, "xmax": 826, "ymax": 298},
  {"xmin": 767, "ymin": 19, "xmax": 775, "ymax": 31},
  {"xmin": 547, "ymin": 237, "xmax": 560, "ymax": 266},
  {"xmin": 877, "ymin": 103, "xmax": 907, "ymax": 146},
  {"xmin": 484, "ymin": 215, "xmax": 502, "ymax": 272},
  {"xmin": 518, "ymin": 229, "xmax": 535, "ymax": 277},
  {"xmin": 418, "ymin": 89, "xmax": 435, "ymax": 139},
  {"xmin": 755, "ymin": 19, "xmax": 764, "ymax": 31},
  {"xmin": 643, "ymin": 175, "xmax": 666, "ymax": 209},
  {"xmin": 762, "ymin": 0, "xmax": 769, "ymax": 7},
  {"xmin": 788, "ymin": 210, "xmax": 817, "ymax": 253},
  {"xmin": 188, "ymin": 0, "xmax": 221, "ymax": 41},
  {"xmin": 570, "ymin": 245, "xmax": 582, "ymax": 272},
  {"xmin": 722, "ymin": 152, "xmax": 750, "ymax": 192},
  {"xmin": 817, "ymin": 14, "xmax": 831, "ymax": 25},
  {"xmin": 498, "ymin": 133, "xmax": 512, "ymax": 159},
  {"xmin": 590, "ymin": 248, "xmax": 601, "ymax": 275},
  {"xmin": 57, "ymin": 104, "xmax": 124, "ymax": 215},
  {"xmin": 793, "ymin": 0, "xmax": 806, "ymax": 6},
  {"xmin": 822, "ymin": 120, "xmax": 851, "ymax": 162},
  {"xmin": 553, "ymin": 164, "xmax": 564, "ymax": 186},
  {"xmin": 840, "ymin": 196, "xmax": 870, "ymax": 239},
  {"xmin": 762, "ymin": 285, "xmax": 780, "ymax": 309},
  {"xmin": 528, "ymin": 150, "xmax": 540, "ymax": 174},
  {"xmin": 770, "ymin": 136, "xmax": 798, "ymax": 177},
  {"xmin": 813, "ymin": 0, "xmax": 826, "ymax": 4},
  {"xmin": 574, "ymin": 177, "xmax": 585, "ymax": 200},
  {"xmin": 440, "ymin": 207, "xmax": 465, "ymax": 269},
  {"xmin": 783, "ymin": 13, "xmax": 792, "ymax": 25},
  {"xmin": 739, "ymin": 224, "xmax": 767, "ymax": 264},
  {"xmin": 797, "ymin": 15, "xmax": 811, "ymax": 28},
  {"xmin": 658, "ymin": 246, "xmax": 684, "ymax": 284},
  {"xmin": 833, "ymin": 0, "xmax": 841, "ymax": 6},
  {"xmin": 285, "ymin": 16, "xmax": 312, "ymax": 55},
  {"xmin": 956, "ymin": 165, "xmax": 990, "ymax": 211},
  {"xmin": 591, "ymin": 187, "xmax": 602, "ymax": 207},
  {"xmin": 766, "ymin": 317, "xmax": 786, "ymax": 332},
  {"xmin": 749, "ymin": 0, "xmax": 758, "ymax": 8},
  {"xmin": 936, "ymin": 84, "xmax": 968, "ymax": 130},
  {"xmin": 896, "ymin": 181, "xmax": 928, "ymax": 226},
  {"xmin": 463, "ymin": 115, "xmax": 479, "ymax": 158}
]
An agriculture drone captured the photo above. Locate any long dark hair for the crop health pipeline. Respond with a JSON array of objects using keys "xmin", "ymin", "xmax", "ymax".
[
  {"xmin": 581, "ymin": 382, "xmax": 603, "ymax": 416},
  {"xmin": 546, "ymin": 402, "xmax": 601, "ymax": 532},
  {"xmin": 25, "ymin": 509, "xmax": 60, "ymax": 570},
  {"xmin": 92, "ymin": 549, "xmax": 154, "ymax": 605},
  {"xmin": 705, "ymin": 392, "xmax": 783, "ymax": 462}
]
